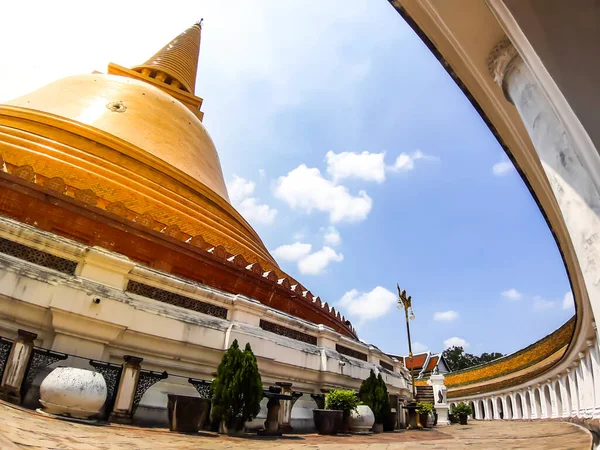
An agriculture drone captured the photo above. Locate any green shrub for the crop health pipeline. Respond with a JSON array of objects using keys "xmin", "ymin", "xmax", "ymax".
[
  {"xmin": 451, "ymin": 402, "xmax": 472, "ymax": 417},
  {"xmin": 416, "ymin": 402, "xmax": 433, "ymax": 414},
  {"xmin": 325, "ymin": 389, "xmax": 359, "ymax": 413},
  {"xmin": 358, "ymin": 370, "xmax": 392, "ymax": 425},
  {"xmin": 211, "ymin": 340, "xmax": 264, "ymax": 430}
]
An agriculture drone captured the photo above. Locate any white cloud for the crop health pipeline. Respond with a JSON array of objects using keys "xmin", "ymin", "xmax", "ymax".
[
  {"xmin": 325, "ymin": 151, "xmax": 386, "ymax": 183},
  {"xmin": 563, "ymin": 291, "xmax": 574, "ymax": 311},
  {"xmin": 338, "ymin": 286, "xmax": 397, "ymax": 324},
  {"xmin": 272, "ymin": 242, "xmax": 312, "ymax": 262},
  {"xmin": 274, "ymin": 164, "xmax": 372, "ymax": 223},
  {"xmin": 492, "ymin": 161, "xmax": 514, "ymax": 176},
  {"xmin": 433, "ymin": 310, "xmax": 459, "ymax": 322},
  {"xmin": 412, "ymin": 342, "xmax": 429, "ymax": 354},
  {"xmin": 293, "ymin": 230, "xmax": 306, "ymax": 241},
  {"xmin": 228, "ymin": 175, "xmax": 277, "ymax": 225},
  {"xmin": 502, "ymin": 288, "xmax": 522, "ymax": 301},
  {"xmin": 444, "ymin": 337, "xmax": 470, "ymax": 349},
  {"xmin": 228, "ymin": 175, "xmax": 255, "ymax": 205},
  {"xmin": 390, "ymin": 150, "xmax": 439, "ymax": 173},
  {"xmin": 533, "ymin": 296, "xmax": 557, "ymax": 311},
  {"xmin": 298, "ymin": 246, "xmax": 343, "ymax": 275},
  {"xmin": 323, "ymin": 226, "xmax": 342, "ymax": 246}
]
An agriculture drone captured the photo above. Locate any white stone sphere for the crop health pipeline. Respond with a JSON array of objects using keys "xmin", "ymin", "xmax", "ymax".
[
  {"xmin": 40, "ymin": 367, "xmax": 107, "ymax": 419},
  {"xmin": 349, "ymin": 404, "xmax": 376, "ymax": 432}
]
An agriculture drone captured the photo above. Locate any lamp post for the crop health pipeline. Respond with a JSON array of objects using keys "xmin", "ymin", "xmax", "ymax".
[{"xmin": 397, "ymin": 284, "xmax": 416, "ymax": 399}]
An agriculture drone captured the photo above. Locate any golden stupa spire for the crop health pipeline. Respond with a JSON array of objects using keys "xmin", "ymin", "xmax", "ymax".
[
  {"xmin": 131, "ymin": 21, "xmax": 202, "ymax": 94},
  {"xmin": 108, "ymin": 21, "xmax": 205, "ymax": 119}
]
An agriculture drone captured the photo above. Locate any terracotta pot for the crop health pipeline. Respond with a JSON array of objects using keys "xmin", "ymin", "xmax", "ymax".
[
  {"xmin": 167, "ymin": 394, "xmax": 211, "ymax": 433},
  {"xmin": 39, "ymin": 367, "xmax": 107, "ymax": 419},
  {"xmin": 349, "ymin": 405, "xmax": 375, "ymax": 433},
  {"xmin": 459, "ymin": 415, "xmax": 468, "ymax": 425},
  {"xmin": 219, "ymin": 418, "xmax": 245, "ymax": 436},
  {"xmin": 313, "ymin": 409, "xmax": 343, "ymax": 435}
]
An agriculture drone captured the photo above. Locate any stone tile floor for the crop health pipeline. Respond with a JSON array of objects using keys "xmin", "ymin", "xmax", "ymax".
[{"xmin": 0, "ymin": 401, "xmax": 591, "ymax": 449}]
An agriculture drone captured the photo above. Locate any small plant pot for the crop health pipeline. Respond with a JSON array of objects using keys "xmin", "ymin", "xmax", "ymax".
[
  {"xmin": 219, "ymin": 418, "xmax": 245, "ymax": 436},
  {"xmin": 349, "ymin": 405, "xmax": 375, "ymax": 433},
  {"xmin": 459, "ymin": 415, "xmax": 468, "ymax": 425},
  {"xmin": 167, "ymin": 394, "xmax": 211, "ymax": 433},
  {"xmin": 372, "ymin": 423, "xmax": 384, "ymax": 433},
  {"xmin": 313, "ymin": 409, "xmax": 343, "ymax": 435},
  {"xmin": 419, "ymin": 413, "xmax": 430, "ymax": 428}
]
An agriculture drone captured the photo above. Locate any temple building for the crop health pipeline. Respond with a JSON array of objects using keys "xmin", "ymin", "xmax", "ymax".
[{"xmin": 0, "ymin": 23, "xmax": 411, "ymax": 427}]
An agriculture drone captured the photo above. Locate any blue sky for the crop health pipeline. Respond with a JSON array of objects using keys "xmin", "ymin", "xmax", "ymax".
[{"xmin": 1, "ymin": 1, "xmax": 574, "ymax": 357}]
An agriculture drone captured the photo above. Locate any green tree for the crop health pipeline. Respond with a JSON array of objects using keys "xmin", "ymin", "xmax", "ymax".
[
  {"xmin": 211, "ymin": 340, "xmax": 263, "ymax": 432},
  {"xmin": 442, "ymin": 346, "xmax": 504, "ymax": 371},
  {"xmin": 358, "ymin": 370, "xmax": 392, "ymax": 426}
]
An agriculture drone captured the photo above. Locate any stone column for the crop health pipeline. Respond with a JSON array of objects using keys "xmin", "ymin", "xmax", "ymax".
[
  {"xmin": 276, "ymin": 382, "xmax": 302, "ymax": 432},
  {"xmin": 473, "ymin": 400, "xmax": 481, "ymax": 420},
  {"xmin": 109, "ymin": 355, "xmax": 143, "ymax": 424},
  {"xmin": 520, "ymin": 392, "xmax": 529, "ymax": 419},
  {"xmin": 574, "ymin": 359, "xmax": 587, "ymax": 418},
  {"xmin": 0, "ymin": 329, "xmax": 37, "ymax": 404},
  {"xmin": 578, "ymin": 351, "xmax": 594, "ymax": 417},
  {"xmin": 557, "ymin": 374, "xmax": 570, "ymax": 418},
  {"xmin": 587, "ymin": 338, "xmax": 600, "ymax": 418},
  {"xmin": 546, "ymin": 380, "xmax": 559, "ymax": 418},
  {"xmin": 567, "ymin": 366, "xmax": 580, "ymax": 417},
  {"xmin": 489, "ymin": 38, "xmax": 600, "ymax": 341}
]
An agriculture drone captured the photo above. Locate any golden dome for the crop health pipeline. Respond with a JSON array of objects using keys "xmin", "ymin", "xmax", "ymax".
[
  {"xmin": 5, "ymin": 73, "xmax": 229, "ymax": 202},
  {"xmin": 0, "ymin": 22, "xmax": 281, "ymax": 268}
]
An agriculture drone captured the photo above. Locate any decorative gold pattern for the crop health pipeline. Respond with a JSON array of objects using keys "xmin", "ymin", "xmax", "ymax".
[
  {"xmin": 43, "ymin": 176, "xmax": 66, "ymax": 194},
  {"xmin": 74, "ymin": 188, "xmax": 98, "ymax": 206},
  {"xmin": 0, "ymin": 143, "xmax": 356, "ymax": 336},
  {"xmin": 13, "ymin": 165, "xmax": 35, "ymax": 182}
]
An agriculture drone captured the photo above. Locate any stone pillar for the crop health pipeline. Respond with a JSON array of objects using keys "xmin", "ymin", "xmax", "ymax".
[
  {"xmin": 0, "ymin": 329, "xmax": 37, "ymax": 404},
  {"xmin": 539, "ymin": 384, "xmax": 549, "ymax": 419},
  {"xmin": 109, "ymin": 355, "xmax": 143, "ymax": 424},
  {"xmin": 428, "ymin": 374, "xmax": 449, "ymax": 425},
  {"xmin": 587, "ymin": 339, "xmax": 600, "ymax": 419},
  {"xmin": 510, "ymin": 393, "xmax": 520, "ymax": 419},
  {"xmin": 276, "ymin": 382, "xmax": 302, "ymax": 432},
  {"xmin": 578, "ymin": 351, "xmax": 594, "ymax": 417},
  {"xmin": 521, "ymin": 392, "xmax": 530, "ymax": 419},
  {"xmin": 529, "ymin": 388, "xmax": 539, "ymax": 419},
  {"xmin": 546, "ymin": 380, "xmax": 559, "ymax": 419},
  {"xmin": 489, "ymin": 38, "xmax": 600, "ymax": 345},
  {"xmin": 557, "ymin": 374, "xmax": 570, "ymax": 418},
  {"xmin": 567, "ymin": 366, "xmax": 580, "ymax": 417},
  {"xmin": 574, "ymin": 359, "xmax": 587, "ymax": 418}
]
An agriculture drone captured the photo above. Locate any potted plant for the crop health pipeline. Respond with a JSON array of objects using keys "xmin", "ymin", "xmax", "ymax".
[
  {"xmin": 211, "ymin": 340, "xmax": 263, "ymax": 436},
  {"xmin": 325, "ymin": 389, "xmax": 359, "ymax": 434},
  {"xmin": 416, "ymin": 402, "xmax": 433, "ymax": 428},
  {"xmin": 451, "ymin": 402, "xmax": 473, "ymax": 425},
  {"xmin": 358, "ymin": 370, "xmax": 392, "ymax": 433}
]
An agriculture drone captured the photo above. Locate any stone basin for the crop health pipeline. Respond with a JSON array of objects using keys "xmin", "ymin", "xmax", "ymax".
[{"xmin": 39, "ymin": 367, "xmax": 107, "ymax": 420}]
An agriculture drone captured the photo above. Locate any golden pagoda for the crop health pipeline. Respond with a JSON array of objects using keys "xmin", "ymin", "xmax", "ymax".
[{"xmin": 0, "ymin": 23, "xmax": 355, "ymax": 338}]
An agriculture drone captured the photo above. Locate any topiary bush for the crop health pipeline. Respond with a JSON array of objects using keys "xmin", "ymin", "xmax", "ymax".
[
  {"xmin": 211, "ymin": 339, "xmax": 263, "ymax": 433},
  {"xmin": 358, "ymin": 370, "xmax": 393, "ymax": 427},
  {"xmin": 325, "ymin": 389, "xmax": 359, "ymax": 413}
]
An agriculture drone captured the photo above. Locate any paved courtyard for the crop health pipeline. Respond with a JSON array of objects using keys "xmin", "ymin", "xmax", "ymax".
[{"xmin": 0, "ymin": 401, "xmax": 591, "ymax": 449}]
